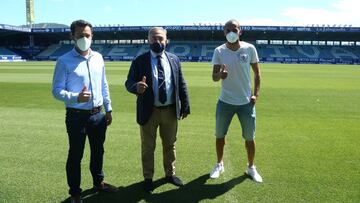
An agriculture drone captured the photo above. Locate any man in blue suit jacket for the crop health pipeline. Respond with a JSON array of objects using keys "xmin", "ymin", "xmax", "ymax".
[{"xmin": 125, "ymin": 27, "xmax": 190, "ymax": 193}]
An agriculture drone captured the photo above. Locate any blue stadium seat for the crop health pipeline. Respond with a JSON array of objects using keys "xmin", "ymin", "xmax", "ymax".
[{"xmin": 35, "ymin": 42, "xmax": 360, "ymax": 64}]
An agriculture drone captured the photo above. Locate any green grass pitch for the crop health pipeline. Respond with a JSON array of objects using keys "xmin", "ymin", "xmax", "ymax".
[{"xmin": 0, "ymin": 61, "xmax": 359, "ymax": 202}]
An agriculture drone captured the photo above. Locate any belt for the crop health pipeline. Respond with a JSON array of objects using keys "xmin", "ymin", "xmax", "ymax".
[
  {"xmin": 154, "ymin": 103, "xmax": 175, "ymax": 109},
  {"xmin": 66, "ymin": 106, "xmax": 102, "ymax": 114}
]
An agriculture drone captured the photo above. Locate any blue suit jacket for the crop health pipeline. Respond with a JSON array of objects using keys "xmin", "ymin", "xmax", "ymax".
[{"xmin": 125, "ymin": 51, "xmax": 190, "ymax": 125}]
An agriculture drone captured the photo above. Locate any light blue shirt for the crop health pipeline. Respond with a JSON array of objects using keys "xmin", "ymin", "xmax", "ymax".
[
  {"xmin": 150, "ymin": 50, "xmax": 174, "ymax": 106},
  {"xmin": 52, "ymin": 48, "xmax": 112, "ymax": 112}
]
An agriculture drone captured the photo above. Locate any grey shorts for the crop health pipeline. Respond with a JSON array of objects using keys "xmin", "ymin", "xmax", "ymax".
[{"xmin": 215, "ymin": 100, "xmax": 256, "ymax": 141}]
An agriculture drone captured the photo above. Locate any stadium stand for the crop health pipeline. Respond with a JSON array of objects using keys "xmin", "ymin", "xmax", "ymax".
[
  {"xmin": 0, "ymin": 47, "xmax": 17, "ymax": 55},
  {"xmin": 1, "ymin": 24, "xmax": 360, "ymax": 64},
  {"xmin": 34, "ymin": 42, "xmax": 360, "ymax": 64},
  {"xmin": 33, "ymin": 41, "xmax": 223, "ymax": 61},
  {"xmin": 257, "ymin": 45, "xmax": 360, "ymax": 64},
  {"xmin": 37, "ymin": 44, "xmax": 62, "ymax": 58},
  {"xmin": 0, "ymin": 46, "xmax": 24, "ymax": 62}
]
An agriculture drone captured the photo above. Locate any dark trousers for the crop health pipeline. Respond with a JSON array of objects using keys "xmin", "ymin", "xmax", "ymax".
[{"xmin": 65, "ymin": 110, "xmax": 107, "ymax": 196}]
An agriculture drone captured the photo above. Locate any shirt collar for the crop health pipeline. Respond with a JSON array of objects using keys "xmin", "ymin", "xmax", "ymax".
[
  {"xmin": 71, "ymin": 48, "xmax": 93, "ymax": 58},
  {"xmin": 150, "ymin": 50, "xmax": 165, "ymax": 59}
]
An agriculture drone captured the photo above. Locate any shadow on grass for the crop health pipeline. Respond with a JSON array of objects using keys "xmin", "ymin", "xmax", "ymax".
[{"xmin": 62, "ymin": 174, "xmax": 249, "ymax": 203}]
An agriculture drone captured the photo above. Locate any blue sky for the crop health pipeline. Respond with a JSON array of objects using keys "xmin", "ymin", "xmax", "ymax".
[{"xmin": 1, "ymin": 0, "xmax": 359, "ymax": 26}]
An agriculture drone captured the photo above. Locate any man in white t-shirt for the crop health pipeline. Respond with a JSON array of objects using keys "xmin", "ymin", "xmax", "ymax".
[{"xmin": 209, "ymin": 19, "xmax": 263, "ymax": 182}]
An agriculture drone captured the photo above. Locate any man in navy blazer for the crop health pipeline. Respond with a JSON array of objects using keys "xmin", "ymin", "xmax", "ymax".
[{"xmin": 125, "ymin": 27, "xmax": 190, "ymax": 193}]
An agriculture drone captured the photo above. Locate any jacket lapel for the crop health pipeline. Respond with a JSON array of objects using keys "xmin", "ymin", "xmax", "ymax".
[
  {"xmin": 165, "ymin": 52, "xmax": 177, "ymax": 84},
  {"xmin": 145, "ymin": 51, "xmax": 153, "ymax": 89}
]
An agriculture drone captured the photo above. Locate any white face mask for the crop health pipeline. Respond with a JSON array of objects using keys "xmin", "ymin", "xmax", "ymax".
[
  {"xmin": 226, "ymin": 32, "xmax": 239, "ymax": 43},
  {"xmin": 76, "ymin": 37, "xmax": 91, "ymax": 52}
]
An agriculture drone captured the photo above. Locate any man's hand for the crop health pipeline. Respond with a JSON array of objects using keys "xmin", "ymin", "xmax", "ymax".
[
  {"xmin": 181, "ymin": 112, "xmax": 188, "ymax": 119},
  {"xmin": 220, "ymin": 64, "xmax": 228, "ymax": 79},
  {"xmin": 105, "ymin": 111, "xmax": 112, "ymax": 126},
  {"xmin": 136, "ymin": 76, "xmax": 148, "ymax": 94},
  {"xmin": 250, "ymin": 95, "xmax": 258, "ymax": 104},
  {"xmin": 213, "ymin": 64, "xmax": 228, "ymax": 81},
  {"xmin": 78, "ymin": 86, "xmax": 91, "ymax": 103}
]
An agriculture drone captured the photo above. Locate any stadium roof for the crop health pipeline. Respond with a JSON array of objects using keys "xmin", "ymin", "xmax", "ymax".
[
  {"xmin": 31, "ymin": 25, "xmax": 360, "ymax": 41},
  {"xmin": 1, "ymin": 24, "xmax": 360, "ymax": 46}
]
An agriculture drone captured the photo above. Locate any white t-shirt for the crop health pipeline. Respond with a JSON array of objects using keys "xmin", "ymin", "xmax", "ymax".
[{"xmin": 211, "ymin": 41, "xmax": 259, "ymax": 105}]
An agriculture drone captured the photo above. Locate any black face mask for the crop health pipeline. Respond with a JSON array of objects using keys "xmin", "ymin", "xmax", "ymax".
[{"xmin": 150, "ymin": 42, "xmax": 165, "ymax": 53}]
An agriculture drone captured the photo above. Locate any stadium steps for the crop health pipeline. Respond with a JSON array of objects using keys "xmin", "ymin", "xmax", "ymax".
[
  {"xmin": 37, "ymin": 44, "xmax": 61, "ymax": 57},
  {"xmin": 0, "ymin": 47, "xmax": 18, "ymax": 55}
]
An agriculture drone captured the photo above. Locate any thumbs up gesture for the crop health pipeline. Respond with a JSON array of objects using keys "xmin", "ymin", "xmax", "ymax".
[
  {"xmin": 77, "ymin": 85, "xmax": 91, "ymax": 103},
  {"xmin": 137, "ymin": 76, "xmax": 148, "ymax": 94},
  {"xmin": 220, "ymin": 64, "xmax": 228, "ymax": 79}
]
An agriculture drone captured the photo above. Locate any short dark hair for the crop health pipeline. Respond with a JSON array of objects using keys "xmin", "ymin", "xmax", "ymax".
[
  {"xmin": 224, "ymin": 19, "xmax": 240, "ymax": 30},
  {"xmin": 70, "ymin": 20, "xmax": 93, "ymax": 35}
]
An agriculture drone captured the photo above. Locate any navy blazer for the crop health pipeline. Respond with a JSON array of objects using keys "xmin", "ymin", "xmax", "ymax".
[{"xmin": 125, "ymin": 51, "xmax": 190, "ymax": 125}]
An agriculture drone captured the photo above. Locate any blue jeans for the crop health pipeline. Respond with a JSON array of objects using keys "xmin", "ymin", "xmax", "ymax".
[
  {"xmin": 65, "ymin": 110, "xmax": 107, "ymax": 196},
  {"xmin": 215, "ymin": 100, "xmax": 256, "ymax": 141}
]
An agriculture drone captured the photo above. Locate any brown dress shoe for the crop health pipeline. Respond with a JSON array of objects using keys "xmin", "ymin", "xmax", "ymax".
[{"xmin": 94, "ymin": 182, "xmax": 119, "ymax": 193}]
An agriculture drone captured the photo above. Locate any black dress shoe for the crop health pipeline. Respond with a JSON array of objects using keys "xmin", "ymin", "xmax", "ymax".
[
  {"xmin": 143, "ymin": 178, "xmax": 153, "ymax": 193},
  {"xmin": 94, "ymin": 182, "xmax": 119, "ymax": 193},
  {"xmin": 70, "ymin": 195, "xmax": 82, "ymax": 203},
  {"xmin": 166, "ymin": 175, "xmax": 184, "ymax": 186}
]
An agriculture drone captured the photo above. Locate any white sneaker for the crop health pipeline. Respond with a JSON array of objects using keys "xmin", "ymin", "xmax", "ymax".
[
  {"xmin": 245, "ymin": 165, "xmax": 263, "ymax": 183},
  {"xmin": 210, "ymin": 162, "xmax": 224, "ymax": 178}
]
